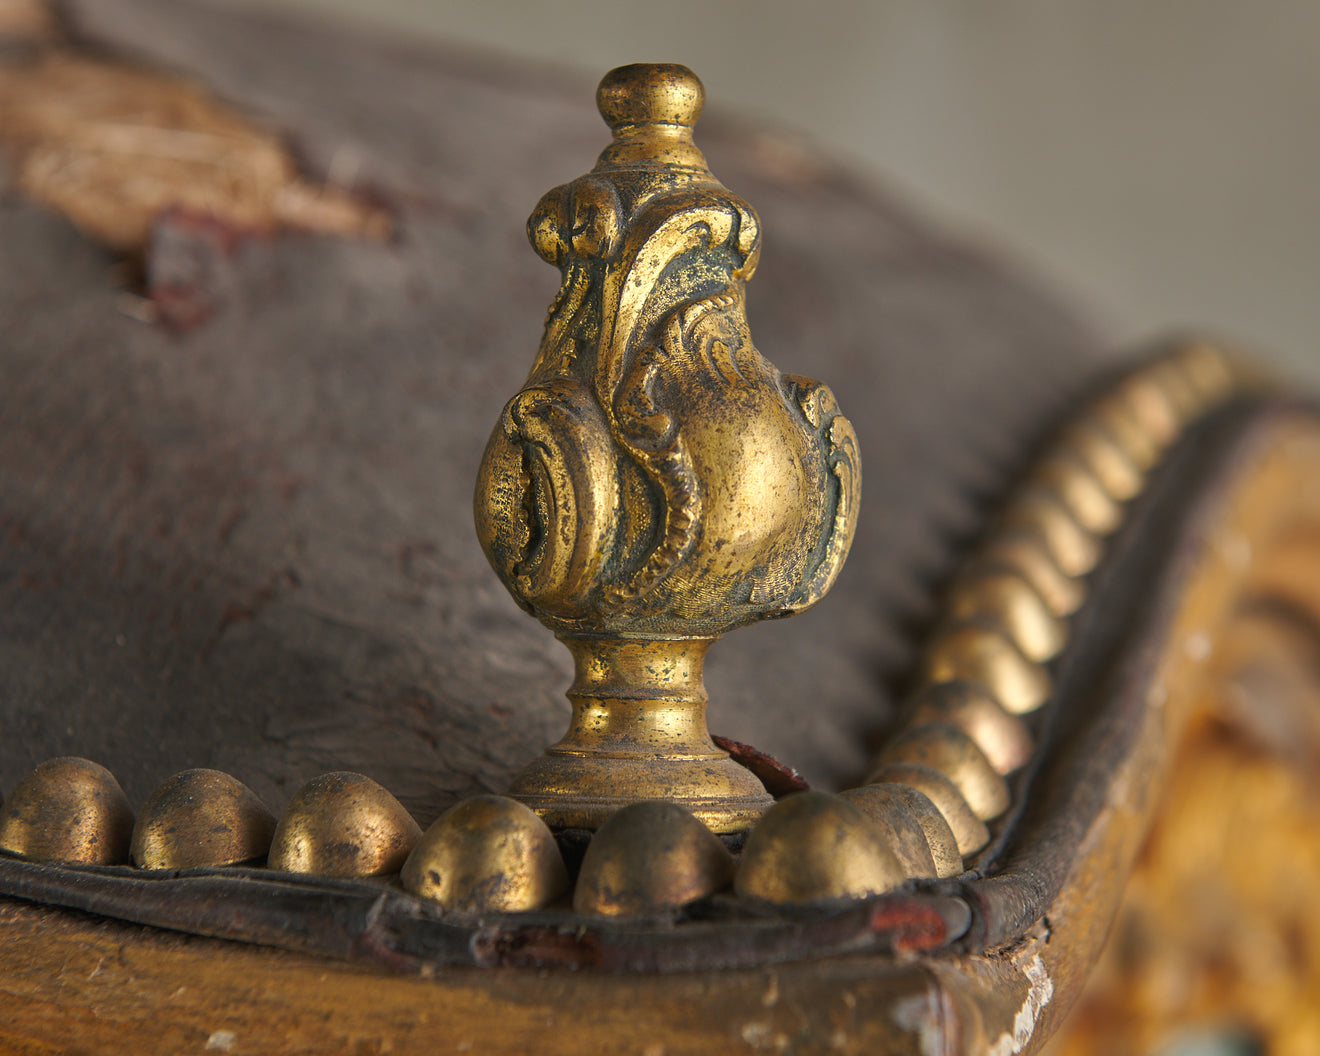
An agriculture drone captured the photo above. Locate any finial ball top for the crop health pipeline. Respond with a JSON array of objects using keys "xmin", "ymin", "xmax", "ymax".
[{"xmin": 597, "ymin": 63, "xmax": 704, "ymax": 131}]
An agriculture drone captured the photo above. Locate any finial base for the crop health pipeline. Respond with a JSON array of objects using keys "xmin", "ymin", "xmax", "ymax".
[{"xmin": 507, "ymin": 637, "xmax": 774, "ymax": 834}]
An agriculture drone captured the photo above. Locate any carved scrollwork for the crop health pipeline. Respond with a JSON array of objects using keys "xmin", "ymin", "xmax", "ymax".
[
  {"xmin": 477, "ymin": 103, "xmax": 855, "ymax": 635},
  {"xmin": 473, "ymin": 379, "xmax": 622, "ymax": 621},
  {"xmin": 473, "ymin": 63, "xmax": 861, "ymax": 829}
]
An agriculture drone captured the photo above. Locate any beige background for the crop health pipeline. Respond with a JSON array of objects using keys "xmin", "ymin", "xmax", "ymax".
[{"xmin": 254, "ymin": 0, "xmax": 1318, "ymax": 384}]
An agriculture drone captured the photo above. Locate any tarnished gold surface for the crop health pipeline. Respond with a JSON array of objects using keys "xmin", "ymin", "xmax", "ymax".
[
  {"xmin": 948, "ymin": 567, "xmax": 1066, "ymax": 662},
  {"xmin": 1002, "ymin": 489, "xmax": 1101, "ymax": 578},
  {"xmin": 1060, "ymin": 421, "xmax": 1144, "ymax": 501},
  {"xmin": 1111, "ymin": 372, "xmax": 1182, "ymax": 450},
  {"xmin": 856, "ymin": 343, "xmax": 1262, "ymax": 890},
  {"xmin": 1053, "ymin": 725, "xmax": 1320, "ymax": 1056},
  {"xmin": 1149, "ymin": 357, "xmax": 1204, "ymax": 421},
  {"xmin": 925, "ymin": 623, "xmax": 1052, "ymax": 715},
  {"xmin": 1031, "ymin": 452, "xmax": 1123, "ymax": 534},
  {"xmin": 839, "ymin": 781, "xmax": 966, "ymax": 881},
  {"xmin": 268, "ymin": 772, "xmax": 420, "ymax": 878},
  {"xmin": 734, "ymin": 792, "xmax": 905, "ymax": 905},
  {"xmin": 572, "ymin": 801, "xmax": 734, "ymax": 916},
  {"xmin": 1175, "ymin": 341, "xmax": 1238, "ymax": 401},
  {"xmin": 476, "ymin": 63, "xmax": 858, "ymax": 832},
  {"xmin": 506, "ymin": 637, "xmax": 772, "ymax": 832},
  {"xmin": 873, "ymin": 723, "xmax": 1011, "ymax": 822},
  {"xmin": 0, "ymin": 757, "xmax": 134, "ymax": 866},
  {"xmin": 977, "ymin": 536, "xmax": 1085, "ymax": 617},
  {"xmin": 836, "ymin": 784, "xmax": 940, "ymax": 879},
  {"xmin": 1091, "ymin": 396, "xmax": 1162, "ymax": 471},
  {"xmin": 906, "ymin": 681, "xmax": 1033, "ymax": 775},
  {"xmin": 0, "ymin": 335, "xmax": 1287, "ymax": 1052},
  {"xmin": 401, "ymin": 796, "xmax": 567, "ymax": 914},
  {"xmin": 869, "ymin": 763, "xmax": 989, "ymax": 859},
  {"xmin": 131, "ymin": 769, "xmax": 276, "ymax": 870}
]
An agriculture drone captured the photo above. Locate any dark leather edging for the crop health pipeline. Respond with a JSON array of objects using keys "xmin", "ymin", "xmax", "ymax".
[{"xmin": 0, "ymin": 853, "xmax": 970, "ymax": 973}]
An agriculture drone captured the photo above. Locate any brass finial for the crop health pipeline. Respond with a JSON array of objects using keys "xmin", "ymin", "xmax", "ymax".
[{"xmin": 474, "ymin": 63, "xmax": 860, "ymax": 833}]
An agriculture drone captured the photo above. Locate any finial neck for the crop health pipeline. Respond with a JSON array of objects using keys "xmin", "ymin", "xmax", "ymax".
[
  {"xmin": 593, "ymin": 123, "xmax": 709, "ymax": 175},
  {"xmin": 592, "ymin": 62, "xmax": 711, "ymax": 176}
]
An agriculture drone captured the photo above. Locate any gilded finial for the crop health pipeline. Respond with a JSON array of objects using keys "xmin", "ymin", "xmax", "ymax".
[{"xmin": 475, "ymin": 63, "xmax": 860, "ymax": 833}]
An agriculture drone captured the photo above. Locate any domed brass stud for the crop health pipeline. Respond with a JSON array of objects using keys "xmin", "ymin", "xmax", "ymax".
[
  {"xmin": 131, "ymin": 769, "xmax": 276, "ymax": 870},
  {"xmin": 869, "ymin": 762, "xmax": 989, "ymax": 858},
  {"xmin": 839, "ymin": 783, "xmax": 962, "ymax": 879},
  {"xmin": 572, "ymin": 801, "xmax": 734, "ymax": 916},
  {"xmin": 1002, "ymin": 489, "xmax": 1101, "ymax": 578},
  {"xmin": 402, "ymin": 795, "xmax": 568, "ymax": 914},
  {"xmin": 1030, "ymin": 452, "xmax": 1123, "ymax": 535},
  {"xmin": 873, "ymin": 723, "xmax": 1010, "ymax": 821},
  {"xmin": 0, "ymin": 757, "xmax": 134, "ymax": 865},
  {"xmin": 948, "ymin": 567, "xmax": 1067, "ymax": 663},
  {"xmin": 906, "ymin": 681, "xmax": 1033, "ymax": 775},
  {"xmin": 734, "ymin": 792, "xmax": 906, "ymax": 906},
  {"xmin": 976, "ymin": 536, "xmax": 1084, "ymax": 618},
  {"xmin": 268, "ymin": 772, "xmax": 421, "ymax": 878},
  {"xmin": 1060, "ymin": 421, "xmax": 1144, "ymax": 501},
  {"xmin": 1091, "ymin": 395, "xmax": 1162, "ymax": 471},
  {"xmin": 925, "ymin": 623, "xmax": 1052, "ymax": 715},
  {"xmin": 1149, "ymin": 357, "xmax": 1206, "ymax": 422},
  {"xmin": 1111, "ymin": 373, "xmax": 1181, "ymax": 451},
  {"xmin": 1175, "ymin": 342, "xmax": 1237, "ymax": 403}
]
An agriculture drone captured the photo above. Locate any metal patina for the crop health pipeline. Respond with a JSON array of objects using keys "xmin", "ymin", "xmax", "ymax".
[
  {"xmin": 1, "ymin": 27, "xmax": 1316, "ymax": 1049},
  {"xmin": 473, "ymin": 63, "xmax": 861, "ymax": 833}
]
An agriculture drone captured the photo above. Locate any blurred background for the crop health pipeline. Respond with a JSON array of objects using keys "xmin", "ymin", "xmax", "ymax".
[{"xmin": 250, "ymin": 0, "xmax": 1319, "ymax": 384}]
